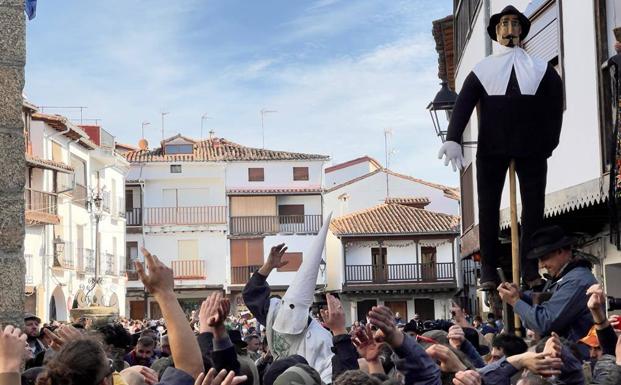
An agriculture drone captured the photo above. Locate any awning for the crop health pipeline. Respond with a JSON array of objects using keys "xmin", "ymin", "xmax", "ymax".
[
  {"xmin": 26, "ymin": 154, "xmax": 74, "ymax": 174},
  {"xmin": 499, "ymin": 175, "xmax": 609, "ymax": 229}
]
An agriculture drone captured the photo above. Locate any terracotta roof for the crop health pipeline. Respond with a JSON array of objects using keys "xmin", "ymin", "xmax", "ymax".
[
  {"xmin": 124, "ymin": 137, "xmax": 329, "ymax": 163},
  {"xmin": 432, "ymin": 15, "xmax": 455, "ymax": 91},
  {"xmin": 115, "ymin": 143, "xmax": 138, "ymax": 151},
  {"xmin": 385, "ymin": 197, "xmax": 431, "ymax": 208},
  {"xmin": 330, "ymin": 203, "xmax": 460, "ymax": 236},
  {"xmin": 325, "ymin": 156, "xmax": 383, "ymax": 173},
  {"xmin": 31, "ymin": 113, "xmax": 97, "ymax": 150},
  {"xmin": 26, "ymin": 153, "xmax": 74, "ymax": 173},
  {"xmin": 327, "ymin": 168, "xmax": 460, "ymax": 200},
  {"xmin": 227, "ymin": 187, "xmax": 322, "ymax": 195}
]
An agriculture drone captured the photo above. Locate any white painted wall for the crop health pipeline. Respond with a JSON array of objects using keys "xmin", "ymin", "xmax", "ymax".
[
  {"xmin": 325, "ymin": 171, "xmax": 459, "ymax": 217},
  {"xmin": 325, "ymin": 161, "xmax": 379, "ymax": 187},
  {"xmin": 141, "ymin": 232, "xmax": 228, "ymax": 287},
  {"xmin": 226, "ymin": 161, "xmax": 324, "ymax": 190}
]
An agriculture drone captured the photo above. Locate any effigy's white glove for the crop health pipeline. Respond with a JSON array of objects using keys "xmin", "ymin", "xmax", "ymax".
[{"xmin": 437, "ymin": 141, "xmax": 465, "ymax": 172}]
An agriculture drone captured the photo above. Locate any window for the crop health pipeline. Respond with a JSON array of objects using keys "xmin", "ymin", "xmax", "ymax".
[
  {"xmin": 230, "ymin": 239, "xmax": 264, "ymax": 266},
  {"xmin": 70, "ymin": 155, "xmax": 87, "ymax": 207},
  {"xmin": 278, "ymin": 204, "xmax": 305, "ymax": 223},
  {"xmin": 165, "ymin": 144, "xmax": 193, "ymax": 154},
  {"xmin": 523, "ymin": 1, "xmax": 561, "ymax": 68},
  {"xmin": 170, "ymin": 165, "xmax": 182, "ymax": 173},
  {"xmin": 178, "ymin": 240, "xmax": 199, "ymax": 260},
  {"xmin": 125, "ymin": 190, "xmax": 134, "ymax": 212},
  {"xmin": 248, "ymin": 168, "xmax": 264, "ymax": 182},
  {"xmin": 454, "ymin": 0, "xmax": 483, "ymax": 65},
  {"xmin": 293, "ymin": 167, "xmax": 309, "ymax": 181},
  {"xmin": 277, "ymin": 252, "xmax": 303, "ymax": 272},
  {"xmin": 52, "ymin": 141, "xmax": 63, "ymax": 162}
]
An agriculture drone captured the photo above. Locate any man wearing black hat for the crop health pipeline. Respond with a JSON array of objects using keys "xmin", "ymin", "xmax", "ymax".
[
  {"xmin": 24, "ymin": 313, "xmax": 45, "ymax": 357},
  {"xmin": 497, "ymin": 226, "xmax": 597, "ymax": 345},
  {"xmin": 438, "ymin": 5, "xmax": 564, "ymax": 289}
]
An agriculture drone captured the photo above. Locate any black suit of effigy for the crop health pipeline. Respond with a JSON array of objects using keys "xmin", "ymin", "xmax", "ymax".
[{"xmin": 446, "ymin": 64, "xmax": 563, "ymax": 284}]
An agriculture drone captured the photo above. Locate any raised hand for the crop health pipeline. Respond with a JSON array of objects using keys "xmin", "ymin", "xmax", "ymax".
[
  {"xmin": 509, "ymin": 351, "xmax": 562, "ymax": 377},
  {"xmin": 352, "ymin": 324, "xmax": 383, "ymax": 363},
  {"xmin": 135, "ymin": 247, "xmax": 174, "ymax": 298},
  {"xmin": 586, "ymin": 284, "xmax": 607, "ymax": 325},
  {"xmin": 425, "ymin": 343, "xmax": 467, "ymax": 372},
  {"xmin": 543, "ymin": 332, "xmax": 562, "ymax": 358},
  {"xmin": 0, "ymin": 325, "xmax": 28, "ymax": 373},
  {"xmin": 367, "ymin": 306, "xmax": 403, "ymax": 348},
  {"xmin": 453, "ymin": 370, "xmax": 481, "ymax": 385},
  {"xmin": 448, "ymin": 325, "xmax": 466, "ymax": 350},
  {"xmin": 320, "ymin": 293, "xmax": 346, "ymax": 335},
  {"xmin": 497, "ymin": 282, "xmax": 520, "ymax": 306},
  {"xmin": 258, "ymin": 244, "xmax": 288, "ymax": 276},
  {"xmin": 195, "ymin": 368, "xmax": 248, "ymax": 385},
  {"xmin": 42, "ymin": 324, "xmax": 83, "ymax": 351},
  {"xmin": 199, "ymin": 292, "xmax": 230, "ymax": 334}
]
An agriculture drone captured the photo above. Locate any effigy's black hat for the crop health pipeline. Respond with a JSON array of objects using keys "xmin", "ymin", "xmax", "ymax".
[{"xmin": 487, "ymin": 5, "xmax": 531, "ymax": 41}]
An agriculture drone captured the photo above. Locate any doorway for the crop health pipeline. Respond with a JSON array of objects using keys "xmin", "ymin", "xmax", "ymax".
[
  {"xmin": 356, "ymin": 299, "xmax": 377, "ymax": 323},
  {"xmin": 371, "ymin": 247, "xmax": 387, "ymax": 283},
  {"xmin": 384, "ymin": 300, "xmax": 408, "ymax": 322},
  {"xmin": 421, "ymin": 247, "xmax": 437, "ymax": 281},
  {"xmin": 414, "ymin": 298, "xmax": 435, "ymax": 321}
]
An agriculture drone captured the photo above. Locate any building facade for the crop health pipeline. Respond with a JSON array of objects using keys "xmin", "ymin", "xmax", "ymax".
[
  {"xmin": 123, "ymin": 135, "xmax": 329, "ymax": 319},
  {"xmin": 434, "ymin": 0, "xmax": 621, "ymax": 314},
  {"xmin": 324, "ymin": 157, "xmax": 461, "ymax": 324},
  {"xmin": 24, "ymin": 105, "xmax": 129, "ymax": 322}
]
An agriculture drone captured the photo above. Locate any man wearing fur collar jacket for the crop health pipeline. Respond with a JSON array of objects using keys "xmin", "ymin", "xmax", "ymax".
[{"xmin": 438, "ymin": 5, "xmax": 564, "ymax": 289}]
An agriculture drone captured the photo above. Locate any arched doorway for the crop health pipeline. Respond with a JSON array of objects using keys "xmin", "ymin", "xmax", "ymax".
[{"xmin": 49, "ymin": 286, "xmax": 67, "ymax": 321}]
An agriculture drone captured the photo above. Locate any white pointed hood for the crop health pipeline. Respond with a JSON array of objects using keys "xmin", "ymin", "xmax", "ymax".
[{"xmin": 272, "ymin": 213, "xmax": 332, "ymax": 335}]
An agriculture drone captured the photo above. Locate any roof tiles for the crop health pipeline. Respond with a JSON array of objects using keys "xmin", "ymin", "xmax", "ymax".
[
  {"xmin": 124, "ymin": 137, "xmax": 329, "ymax": 163},
  {"xmin": 330, "ymin": 203, "xmax": 460, "ymax": 236}
]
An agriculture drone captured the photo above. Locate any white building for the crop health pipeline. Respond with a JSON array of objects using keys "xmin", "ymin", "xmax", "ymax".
[
  {"xmin": 438, "ymin": 0, "xmax": 621, "ymax": 311},
  {"xmin": 324, "ymin": 157, "xmax": 461, "ymax": 323},
  {"xmin": 24, "ymin": 106, "xmax": 129, "ymax": 322},
  {"xmin": 123, "ymin": 135, "xmax": 329, "ymax": 319}
]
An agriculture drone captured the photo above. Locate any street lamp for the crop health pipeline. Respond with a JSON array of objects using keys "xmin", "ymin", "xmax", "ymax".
[
  {"xmin": 426, "ymin": 81, "xmax": 458, "ymax": 143},
  {"xmin": 319, "ymin": 258, "xmax": 327, "ymax": 275}
]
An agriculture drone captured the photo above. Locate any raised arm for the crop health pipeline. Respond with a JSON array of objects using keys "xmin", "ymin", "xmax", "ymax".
[
  {"xmin": 136, "ymin": 247, "xmax": 204, "ymax": 379},
  {"xmin": 242, "ymin": 244, "xmax": 287, "ymax": 326}
]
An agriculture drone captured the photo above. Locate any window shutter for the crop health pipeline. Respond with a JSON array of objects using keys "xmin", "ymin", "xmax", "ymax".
[
  {"xmin": 278, "ymin": 252, "xmax": 303, "ymax": 272},
  {"xmin": 523, "ymin": 2, "xmax": 559, "ymax": 64},
  {"xmin": 248, "ymin": 168, "xmax": 264, "ymax": 182},
  {"xmin": 293, "ymin": 167, "xmax": 309, "ymax": 181}
]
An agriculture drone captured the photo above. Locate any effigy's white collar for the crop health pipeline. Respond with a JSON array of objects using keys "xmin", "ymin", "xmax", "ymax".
[{"xmin": 473, "ymin": 46, "xmax": 548, "ymax": 95}]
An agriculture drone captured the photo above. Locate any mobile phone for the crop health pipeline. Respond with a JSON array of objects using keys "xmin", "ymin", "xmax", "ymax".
[{"xmin": 496, "ymin": 267, "xmax": 507, "ymax": 283}]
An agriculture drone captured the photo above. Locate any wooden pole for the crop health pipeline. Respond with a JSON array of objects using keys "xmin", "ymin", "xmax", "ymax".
[{"xmin": 509, "ymin": 160, "xmax": 522, "ymax": 336}]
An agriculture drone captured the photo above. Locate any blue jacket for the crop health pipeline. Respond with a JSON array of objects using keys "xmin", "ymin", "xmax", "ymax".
[
  {"xmin": 513, "ymin": 260, "xmax": 596, "ymax": 342},
  {"xmin": 392, "ymin": 334, "xmax": 441, "ymax": 385}
]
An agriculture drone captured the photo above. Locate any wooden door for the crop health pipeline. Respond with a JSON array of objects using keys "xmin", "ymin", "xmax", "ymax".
[
  {"xmin": 414, "ymin": 298, "xmax": 435, "ymax": 321},
  {"xmin": 356, "ymin": 299, "xmax": 377, "ymax": 323},
  {"xmin": 371, "ymin": 247, "xmax": 387, "ymax": 283},
  {"xmin": 421, "ymin": 247, "xmax": 437, "ymax": 281},
  {"xmin": 130, "ymin": 301, "xmax": 145, "ymax": 320},
  {"xmin": 384, "ymin": 300, "xmax": 408, "ymax": 321}
]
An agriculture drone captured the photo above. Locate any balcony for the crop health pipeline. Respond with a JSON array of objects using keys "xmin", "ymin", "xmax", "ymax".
[
  {"xmin": 231, "ymin": 265, "xmax": 261, "ymax": 284},
  {"xmin": 230, "ymin": 215, "xmax": 322, "ymax": 235},
  {"xmin": 344, "ymin": 262, "xmax": 455, "ymax": 285},
  {"xmin": 104, "ymin": 253, "xmax": 116, "ymax": 276},
  {"xmin": 84, "ymin": 249, "xmax": 96, "ymax": 274},
  {"xmin": 73, "ymin": 184, "xmax": 87, "ymax": 208},
  {"xmin": 126, "ymin": 206, "xmax": 227, "ymax": 226},
  {"xmin": 171, "ymin": 260, "xmax": 206, "ymax": 280},
  {"xmin": 25, "ymin": 189, "xmax": 59, "ymax": 225}
]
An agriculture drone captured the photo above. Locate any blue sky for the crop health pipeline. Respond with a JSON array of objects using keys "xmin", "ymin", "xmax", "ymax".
[{"xmin": 25, "ymin": 0, "xmax": 457, "ymax": 186}]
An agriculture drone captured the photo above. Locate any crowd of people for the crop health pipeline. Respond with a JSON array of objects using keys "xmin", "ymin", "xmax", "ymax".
[{"xmin": 1, "ymin": 233, "xmax": 621, "ymax": 385}]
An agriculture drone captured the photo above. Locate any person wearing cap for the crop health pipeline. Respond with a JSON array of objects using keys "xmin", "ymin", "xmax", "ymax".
[
  {"xmin": 243, "ymin": 217, "xmax": 334, "ymax": 384},
  {"xmin": 438, "ymin": 5, "xmax": 564, "ymax": 290},
  {"xmin": 24, "ymin": 313, "xmax": 45, "ymax": 357},
  {"xmin": 498, "ymin": 225, "xmax": 597, "ymax": 346}
]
